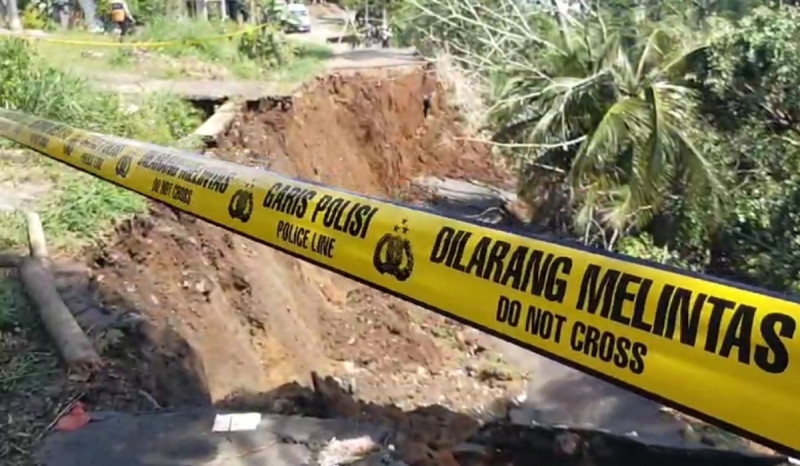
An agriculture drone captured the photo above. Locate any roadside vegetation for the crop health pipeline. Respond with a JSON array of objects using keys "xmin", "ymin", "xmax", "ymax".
[
  {"xmin": 0, "ymin": 37, "xmax": 200, "ymax": 463},
  {"xmin": 0, "ymin": 0, "xmax": 335, "ymax": 252},
  {"xmin": 0, "ymin": 2, "xmax": 331, "ymax": 463},
  {"xmin": 0, "ymin": 37, "xmax": 201, "ymax": 253},
  {"xmin": 18, "ymin": 1, "xmax": 332, "ymax": 81},
  {"xmin": 394, "ymin": 0, "xmax": 800, "ymax": 296},
  {"xmin": 0, "ymin": 23, "xmax": 209, "ymax": 462}
]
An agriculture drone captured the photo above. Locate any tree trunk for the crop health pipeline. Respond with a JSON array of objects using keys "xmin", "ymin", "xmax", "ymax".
[
  {"xmin": 18, "ymin": 212, "xmax": 101, "ymax": 373},
  {"xmin": 196, "ymin": 0, "xmax": 207, "ymax": 20},
  {"xmin": 7, "ymin": 0, "xmax": 22, "ymax": 31}
]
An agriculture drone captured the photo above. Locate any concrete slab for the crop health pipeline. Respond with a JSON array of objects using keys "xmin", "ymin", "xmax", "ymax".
[
  {"xmin": 88, "ymin": 72, "xmax": 300, "ymax": 101},
  {"xmin": 36, "ymin": 410, "xmax": 391, "ymax": 466},
  {"xmin": 194, "ymin": 100, "xmax": 244, "ymax": 143},
  {"xmin": 495, "ymin": 340, "xmax": 710, "ymax": 448}
]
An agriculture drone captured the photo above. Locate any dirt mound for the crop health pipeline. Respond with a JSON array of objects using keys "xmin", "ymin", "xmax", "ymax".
[{"xmin": 217, "ymin": 69, "xmax": 512, "ymax": 196}]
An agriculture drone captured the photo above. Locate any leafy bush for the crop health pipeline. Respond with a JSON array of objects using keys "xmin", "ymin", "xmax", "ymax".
[
  {"xmin": 703, "ymin": 6, "xmax": 800, "ymax": 132},
  {"xmin": 21, "ymin": 3, "xmax": 52, "ymax": 30},
  {"xmin": 138, "ymin": 17, "xmax": 243, "ymax": 61},
  {"xmin": 238, "ymin": 24, "xmax": 294, "ymax": 67},
  {"xmin": 616, "ymin": 234, "xmax": 695, "ymax": 270}
]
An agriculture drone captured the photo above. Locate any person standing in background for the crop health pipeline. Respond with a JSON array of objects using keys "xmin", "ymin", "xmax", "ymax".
[
  {"xmin": 53, "ymin": 0, "xmax": 71, "ymax": 29},
  {"xmin": 421, "ymin": 62, "xmax": 436, "ymax": 119},
  {"xmin": 109, "ymin": 0, "xmax": 135, "ymax": 40}
]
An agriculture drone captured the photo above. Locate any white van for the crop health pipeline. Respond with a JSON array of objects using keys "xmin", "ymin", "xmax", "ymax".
[{"xmin": 285, "ymin": 3, "xmax": 311, "ymax": 33}]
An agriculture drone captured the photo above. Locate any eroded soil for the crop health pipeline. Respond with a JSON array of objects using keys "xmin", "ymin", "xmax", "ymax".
[{"xmin": 2, "ymin": 66, "xmax": 522, "ymax": 466}]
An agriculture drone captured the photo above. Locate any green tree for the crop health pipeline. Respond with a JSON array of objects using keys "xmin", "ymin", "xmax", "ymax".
[
  {"xmin": 703, "ymin": 6, "xmax": 800, "ymax": 132},
  {"xmin": 503, "ymin": 25, "xmax": 723, "ymax": 237},
  {"xmin": 397, "ymin": 0, "xmax": 800, "ymax": 296},
  {"xmin": 404, "ymin": 0, "xmax": 725, "ymax": 243},
  {"xmin": 690, "ymin": 5, "xmax": 800, "ymax": 292},
  {"xmin": 5, "ymin": 0, "xmax": 22, "ymax": 30}
]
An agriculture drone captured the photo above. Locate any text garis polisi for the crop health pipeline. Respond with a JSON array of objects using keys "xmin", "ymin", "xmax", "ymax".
[{"xmin": 263, "ymin": 181, "xmax": 380, "ymax": 260}]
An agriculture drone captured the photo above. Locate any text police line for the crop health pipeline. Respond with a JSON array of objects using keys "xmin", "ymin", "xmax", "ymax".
[{"xmin": 430, "ymin": 226, "xmax": 796, "ymax": 375}]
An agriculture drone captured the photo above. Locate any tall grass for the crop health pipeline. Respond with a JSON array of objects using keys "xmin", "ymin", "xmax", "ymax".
[
  {"xmin": 135, "ymin": 18, "xmax": 334, "ymax": 79},
  {"xmin": 139, "ymin": 17, "xmax": 248, "ymax": 61},
  {"xmin": 0, "ymin": 38, "xmax": 201, "ymax": 140},
  {"xmin": 0, "ymin": 37, "xmax": 202, "ymax": 252}
]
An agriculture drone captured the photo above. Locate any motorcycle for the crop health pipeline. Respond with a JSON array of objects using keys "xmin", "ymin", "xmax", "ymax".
[{"xmin": 359, "ymin": 23, "xmax": 391, "ymax": 49}]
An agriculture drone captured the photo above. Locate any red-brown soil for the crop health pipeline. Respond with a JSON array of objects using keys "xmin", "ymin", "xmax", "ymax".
[{"xmin": 216, "ymin": 68, "xmax": 512, "ymax": 195}]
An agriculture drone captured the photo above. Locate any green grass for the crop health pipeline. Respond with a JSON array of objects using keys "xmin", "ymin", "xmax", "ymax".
[
  {"xmin": 32, "ymin": 32, "xmax": 126, "ymax": 74},
  {"xmin": 0, "ymin": 276, "xmax": 28, "ymax": 331},
  {"xmin": 28, "ymin": 19, "xmax": 259, "ymax": 78},
  {"xmin": 0, "ymin": 274, "xmax": 59, "ymax": 394},
  {"xmin": 270, "ymin": 41, "xmax": 333, "ymax": 81},
  {"xmin": 28, "ymin": 19, "xmax": 334, "ymax": 81},
  {"xmin": 0, "ymin": 38, "xmax": 201, "ymax": 254},
  {"xmin": 139, "ymin": 17, "xmax": 243, "ymax": 59},
  {"xmin": 0, "ymin": 349, "xmax": 60, "ymax": 393},
  {"xmin": 0, "ymin": 159, "xmax": 148, "ymax": 254}
]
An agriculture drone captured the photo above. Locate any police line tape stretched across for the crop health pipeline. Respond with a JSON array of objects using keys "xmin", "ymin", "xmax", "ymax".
[
  {"xmin": 0, "ymin": 107, "xmax": 797, "ymax": 455},
  {"xmin": 2, "ymin": 23, "xmax": 267, "ymax": 48}
]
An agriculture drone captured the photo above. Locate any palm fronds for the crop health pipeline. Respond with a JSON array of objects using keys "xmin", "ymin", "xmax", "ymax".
[{"xmin": 403, "ymin": 0, "xmax": 725, "ymax": 239}]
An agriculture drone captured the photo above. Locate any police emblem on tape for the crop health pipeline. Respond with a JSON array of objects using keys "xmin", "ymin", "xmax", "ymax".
[
  {"xmin": 228, "ymin": 183, "xmax": 254, "ymax": 223},
  {"xmin": 373, "ymin": 218, "xmax": 414, "ymax": 281},
  {"xmin": 115, "ymin": 154, "xmax": 133, "ymax": 178},
  {"xmin": 63, "ymin": 138, "xmax": 77, "ymax": 157}
]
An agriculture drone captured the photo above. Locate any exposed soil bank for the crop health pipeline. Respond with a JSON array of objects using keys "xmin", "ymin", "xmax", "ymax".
[
  {"xmin": 216, "ymin": 68, "xmax": 512, "ymax": 194},
  {"xmin": 88, "ymin": 67, "xmax": 520, "ymax": 410}
]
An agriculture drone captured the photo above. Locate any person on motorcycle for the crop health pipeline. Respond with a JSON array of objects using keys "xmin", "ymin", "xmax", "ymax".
[
  {"xmin": 355, "ymin": 8, "xmax": 366, "ymax": 27},
  {"xmin": 109, "ymin": 0, "xmax": 135, "ymax": 40}
]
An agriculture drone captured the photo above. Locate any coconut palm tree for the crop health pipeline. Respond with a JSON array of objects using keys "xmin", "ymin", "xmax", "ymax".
[
  {"xmin": 4, "ymin": 0, "xmax": 22, "ymax": 31},
  {"xmin": 490, "ymin": 16, "xmax": 724, "ymax": 239},
  {"xmin": 404, "ymin": 0, "xmax": 725, "ymax": 241}
]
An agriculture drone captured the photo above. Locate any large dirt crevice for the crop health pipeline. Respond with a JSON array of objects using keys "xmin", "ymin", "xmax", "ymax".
[
  {"xmin": 218, "ymin": 68, "xmax": 512, "ymax": 195},
  {"xmin": 86, "ymin": 67, "xmax": 522, "ymax": 415}
]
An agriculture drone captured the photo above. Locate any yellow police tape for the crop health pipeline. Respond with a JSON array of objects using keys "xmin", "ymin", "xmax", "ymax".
[
  {"xmin": 0, "ymin": 108, "xmax": 797, "ymax": 454},
  {"xmin": 6, "ymin": 23, "xmax": 267, "ymax": 48}
]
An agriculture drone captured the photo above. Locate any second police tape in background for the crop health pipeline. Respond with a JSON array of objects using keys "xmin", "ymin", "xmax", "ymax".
[{"xmin": 1, "ymin": 22, "xmax": 267, "ymax": 48}]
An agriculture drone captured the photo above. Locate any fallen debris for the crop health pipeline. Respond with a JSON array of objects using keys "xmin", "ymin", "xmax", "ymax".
[
  {"xmin": 53, "ymin": 402, "xmax": 90, "ymax": 433},
  {"xmin": 17, "ymin": 211, "xmax": 102, "ymax": 373},
  {"xmin": 466, "ymin": 423, "xmax": 789, "ymax": 466},
  {"xmin": 193, "ymin": 99, "xmax": 244, "ymax": 146},
  {"xmin": 318, "ymin": 436, "xmax": 382, "ymax": 466},
  {"xmin": 411, "ymin": 176, "xmax": 530, "ymax": 226}
]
